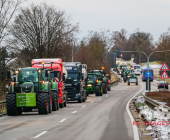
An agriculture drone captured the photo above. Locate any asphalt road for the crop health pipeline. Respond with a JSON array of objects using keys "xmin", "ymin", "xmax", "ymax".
[{"xmin": 0, "ymin": 75, "xmax": 159, "ymax": 140}]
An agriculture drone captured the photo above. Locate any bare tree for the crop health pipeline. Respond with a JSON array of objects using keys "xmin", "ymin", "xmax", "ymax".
[
  {"xmin": 0, "ymin": 0, "xmax": 22, "ymax": 44},
  {"xmin": 9, "ymin": 3, "xmax": 79, "ymax": 65}
]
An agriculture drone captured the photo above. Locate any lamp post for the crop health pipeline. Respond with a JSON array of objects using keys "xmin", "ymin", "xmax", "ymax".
[{"xmin": 121, "ymin": 50, "xmax": 170, "ymax": 90}]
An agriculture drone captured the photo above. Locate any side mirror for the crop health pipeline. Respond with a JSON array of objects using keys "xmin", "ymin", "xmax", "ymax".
[
  {"xmin": 45, "ymin": 70, "xmax": 48, "ymax": 77},
  {"xmin": 63, "ymin": 75, "xmax": 65, "ymax": 81},
  {"xmin": 54, "ymin": 71, "xmax": 58, "ymax": 77},
  {"xmin": 7, "ymin": 71, "xmax": 11, "ymax": 78}
]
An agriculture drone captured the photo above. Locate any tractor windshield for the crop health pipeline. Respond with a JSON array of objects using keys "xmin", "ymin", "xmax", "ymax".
[
  {"xmin": 19, "ymin": 69, "xmax": 38, "ymax": 84},
  {"xmin": 88, "ymin": 75, "xmax": 96, "ymax": 81}
]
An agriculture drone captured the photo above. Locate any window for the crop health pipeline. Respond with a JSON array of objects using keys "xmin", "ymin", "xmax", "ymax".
[{"xmin": 19, "ymin": 69, "xmax": 38, "ymax": 83}]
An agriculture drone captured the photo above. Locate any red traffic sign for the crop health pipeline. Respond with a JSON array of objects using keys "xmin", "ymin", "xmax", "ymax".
[
  {"xmin": 160, "ymin": 71, "xmax": 169, "ymax": 79},
  {"xmin": 160, "ymin": 62, "xmax": 169, "ymax": 71}
]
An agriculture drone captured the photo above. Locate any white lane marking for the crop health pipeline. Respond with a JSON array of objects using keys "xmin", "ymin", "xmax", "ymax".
[
  {"xmin": 98, "ymin": 98, "xmax": 102, "ymax": 100},
  {"xmin": 91, "ymin": 101, "xmax": 94, "ymax": 103},
  {"xmin": 72, "ymin": 111, "xmax": 77, "ymax": 113},
  {"xmin": 59, "ymin": 118, "xmax": 66, "ymax": 122},
  {"xmin": 33, "ymin": 131, "xmax": 47, "ymax": 139},
  {"xmin": 105, "ymin": 95, "xmax": 108, "ymax": 97},
  {"xmin": 82, "ymin": 105, "xmax": 86, "ymax": 107},
  {"xmin": 126, "ymin": 81, "xmax": 143, "ymax": 140}
]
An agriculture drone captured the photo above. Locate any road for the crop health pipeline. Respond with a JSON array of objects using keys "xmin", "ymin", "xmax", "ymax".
[{"xmin": 0, "ymin": 75, "xmax": 159, "ymax": 140}]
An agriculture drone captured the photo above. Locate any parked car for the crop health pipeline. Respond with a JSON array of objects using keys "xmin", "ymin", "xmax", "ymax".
[{"xmin": 158, "ymin": 81, "xmax": 169, "ymax": 89}]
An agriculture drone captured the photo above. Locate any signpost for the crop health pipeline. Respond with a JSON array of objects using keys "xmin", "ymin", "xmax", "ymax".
[
  {"xmin": 160, "ymin": 62, "xmax": 169, "ymax": 91},
  {"xmin": 145, "ymin": 71, "xmax": 151, "ymax": 78}
]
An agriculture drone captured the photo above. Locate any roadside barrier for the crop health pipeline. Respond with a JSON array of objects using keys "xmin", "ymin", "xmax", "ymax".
[{"xmin": 0, "ymin": 100, "xmax": 6, "ymax": 116}]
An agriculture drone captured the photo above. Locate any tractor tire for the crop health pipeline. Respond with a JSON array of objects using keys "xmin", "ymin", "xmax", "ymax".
[
  {"xmin": 121, "ymin": 74, "xmax": 123, "ymax": 77},
  {"xmin": 52, "ymin": 91, "xmax": 57, "ymax": 111},
  {"xmin": 136, "ymin": 81, "xmax": 138, "ymax": 85},
  {"xmin": 124, "ymin": 77, "xmax": 126, "ymax": 82},
  {"xmin": 83, "ymin": 91, "xmax": 86, "ymax": 102},
  {"xmin": 100, "ymin": 85, "xmax": 103, "ymax": 96},
  {"xmin": 59, "ymin": 102, "xmax": 64, "ymax": 108},
  {"xmin": 128, "ymin": 82, "xmax": 130, "ymax": 85},
  {"xmin": 57, "ymin": 97, "xmax": 59, "ymax": 110},
  {"xmin": 86, "ymin": 92, "xmax": 89, "ymax": 96},
  {"xmin": 38, "ymin": 93, "xmax": 49, "ymax": 115},
  {"xmin": 49, "ymin": 94, "xmax": 52, "ymax": 113},
  {"xmin": 102, "ymin": 83, "xmax": 106, "ymax": 94},
  {"xmin": 6, "ymin": 94, "xmax": 18, "ymax": 116},
  {"xmin": 95, "ymin": 86, "xmax": 100, "ymax": 96},
  {"xmin": 23, "ymin": 107, "xmax": 32, "ymax": 112},
  {"xmin": 108, "ymin": 84, "xmax": 111, "ymax": 91}
]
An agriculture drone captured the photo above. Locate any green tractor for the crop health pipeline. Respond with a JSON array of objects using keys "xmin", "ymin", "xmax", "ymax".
[
  {"xmin": 85, "ymin": 73, "xmax": 103, "ymax": 96},
  {"xmin": 6, "ymin": 68, "xmax": 57, "ymax": 116},
  {"xmin": 123, "ymin": 68, "xmax": 132, "ymax": 82},
  {"xmin": 89, "ymin": 70, "xmax": 107, "ymax": 94},
  {"xmin": 127, "ymin": 73, "xmax": 138, "ymax": 85}
]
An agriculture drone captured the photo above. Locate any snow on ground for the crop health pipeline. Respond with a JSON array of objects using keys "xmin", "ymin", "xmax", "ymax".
[{"xmin": 135, "ymin": 95, "xmax": 170, "ymax": 140}]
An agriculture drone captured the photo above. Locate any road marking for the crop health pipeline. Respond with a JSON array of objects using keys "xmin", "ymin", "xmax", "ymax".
[
  {"xmin": 59, "ymin": 118, "xmax": 66, "ymax": 122},
  {"xmin": 91, "ymin": 101, "xmax": 94, "ymax": 103},
  {"xmin": 82, "ymin": 105, "xmax": 86, "ymax": 107},
  {"xmin": 72, "ymin": 111, "xmax": 77, "ymax": 113},
  {"xmin": 33, "ymin": 131, "xmax": 47, "ymax": 138},
  {"xmin": 126, "ymin": 81, "xmax": 143, "ymax": 140},
  {"xmin": 98, "ymin": 98, "xmax": 102, "ymax": 100},
  {"xmin": 105, "ymin": 95, "xmax": 108, "ymax": 97}
]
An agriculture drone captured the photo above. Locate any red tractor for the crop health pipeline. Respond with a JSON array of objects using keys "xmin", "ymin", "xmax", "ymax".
[{"xmin": 32, "ymin": 59, "xmax": 67, "ymax": 108}]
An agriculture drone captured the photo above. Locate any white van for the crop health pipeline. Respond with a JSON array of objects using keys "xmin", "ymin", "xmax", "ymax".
[{"xmin": 133, "ymin": 64, "xmax": 141, "ymax": 75}]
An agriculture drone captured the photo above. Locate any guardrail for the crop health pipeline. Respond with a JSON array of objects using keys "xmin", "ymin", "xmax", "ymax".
[
  {"xmin": 110, "ymin": 71, "xmax": 119, "ymax": 84},
  {"xmin": 143, "ymin": 91, "xmax": 170, "ymax": 111},
  {"xmin": 0, "ymin": 100, "xmax": 6, "ymax": 116}
]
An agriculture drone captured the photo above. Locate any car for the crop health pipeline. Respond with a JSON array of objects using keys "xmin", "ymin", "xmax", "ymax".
[
  {"xmin": 158, "ymin": 81, "xmax": 169, "ymax": 89},
  {"xmin": 127, "ymin": 74, "xmax": 138, "ymax": 85}
]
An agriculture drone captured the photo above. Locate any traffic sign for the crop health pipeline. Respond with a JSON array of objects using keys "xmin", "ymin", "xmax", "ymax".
[
  {"xmin": 160, "ymin": 71, "xmax": 169, "ymax": 79},
  {"xmin": 160, "ymin": 62, "xmax": 169, "ymax": 71},
  {"xmin": 145, "ymin": 71, "xmax": 151, "ymax": 78}
]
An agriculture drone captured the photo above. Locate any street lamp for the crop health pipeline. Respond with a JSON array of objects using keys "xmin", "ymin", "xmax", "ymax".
[{"xmin": 121, "ymin": 50, "xmax": 170, "ymax": 90}]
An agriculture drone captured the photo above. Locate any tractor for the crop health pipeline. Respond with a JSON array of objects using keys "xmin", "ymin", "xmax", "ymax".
[
  {"xmin": 85, "ymin": 73, "xmax": 103, "ymax": 96},
  {"xmin": 6, "ymin": 68, "xmax": 54, "ymax": 116}
]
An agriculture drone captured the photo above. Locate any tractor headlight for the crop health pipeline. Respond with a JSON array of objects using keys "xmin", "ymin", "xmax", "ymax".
[{"xmin": 87, "ymin": 84, "xmax": 92, "ymax": 87}]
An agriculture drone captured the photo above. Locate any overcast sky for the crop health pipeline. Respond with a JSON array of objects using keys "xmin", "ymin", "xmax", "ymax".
[{"xmin": 24, "ymin": 0, "xmax": 170, "ymax": 41}]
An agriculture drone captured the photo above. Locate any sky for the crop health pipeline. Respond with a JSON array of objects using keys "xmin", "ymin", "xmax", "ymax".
[{"xmin": 23, "ymin": 0, "xmax": 170, "ymax": 41}]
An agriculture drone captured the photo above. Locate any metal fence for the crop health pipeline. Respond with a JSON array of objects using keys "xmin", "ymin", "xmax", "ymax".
[{"xmin": 0, "ymin": 100, "xmax": 6, "ymax": 116}]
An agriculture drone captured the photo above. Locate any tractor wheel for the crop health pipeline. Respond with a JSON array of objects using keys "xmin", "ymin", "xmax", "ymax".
[
  {"xmin": 124, "ymin": 78, "xmax": 126, "ymax": 82},
  {"xmin": 38, "ymin": 93, "xmax": 49, "ymax": 115},
  {"xmin": 59, "ymin": 102, "xmax": 64, "ymax": 108},
  {"xmin": 23, "ymin": 107, "xmax": 32, "ymax": 112},
  {"xmin": 86, "ymin": 92, "xmax": 89, "ymax": 96},
  {"xmin": 57, "ymin": 97, "xmax": 59, "ymax": 110},
  {"xmin": 95, "ymin": 86, "xmax": 100, "ymax": 96},
  {"xmin": 136, "ymin": 81, "xmax": 138, "ymax": 85},
  {"xmin": 49, "ymin": 94, "xmax": 52, "ymax": 113},
  {"xmin": 6, "ymin": 94, "xmax": 18, "ymax": 116},
  {"xmin": 102, "ymin": 83, "xmax": 106, "ymax": 94},
  {"xmin": 52, "ymin": 91, "xmax": 57, "ymax": 111},
  {"xmin": 128, "ymin": 82, "xmax": 130, "ymax": 85},
  {"xmin": 83, "ymin": 91, "xmax": 86, "ymax": 102},
  {"xmin": 108, "ymin": 84, "xmax": 111, "ymax": 91},
  {"xmin": 100, "ymin": 85, "xmax": 103, "ymax": 96}
]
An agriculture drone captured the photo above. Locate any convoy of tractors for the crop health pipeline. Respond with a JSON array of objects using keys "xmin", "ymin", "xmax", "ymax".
[{"xmin": 6, "ymin": 59, "xmax": 112, "ymax": 116}]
